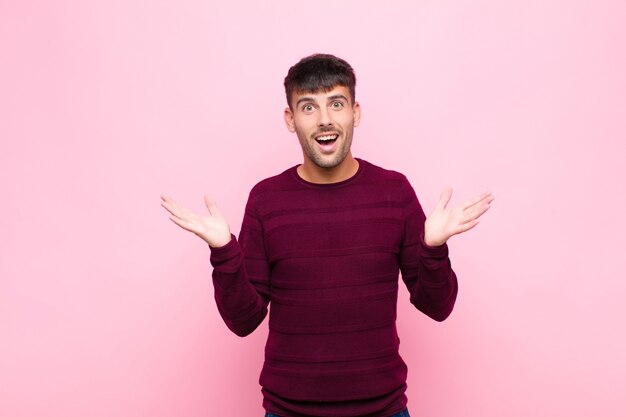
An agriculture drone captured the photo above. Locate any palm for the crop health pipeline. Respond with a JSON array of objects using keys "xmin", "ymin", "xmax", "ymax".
[
  {"xmin": 161, "ymin": 194, "xmax": 231, "ymax": 248},
  {"xmin": 424, "ymin": 188, "xmax": 493, "ymax": 247}
]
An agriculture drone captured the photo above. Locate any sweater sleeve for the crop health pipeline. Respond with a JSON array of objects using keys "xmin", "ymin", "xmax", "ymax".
[
  {"xmin": 398, "ymin": 180, "xmax": 458, "ymax": 322},
  {"xmin": 209, "ymin": 191, "xmax": 270, "ymax": 336}
]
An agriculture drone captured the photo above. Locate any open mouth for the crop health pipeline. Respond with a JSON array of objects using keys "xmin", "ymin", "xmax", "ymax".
[{"xmin": 315, "ymin": 134, "xmax": 338, "ymax": 145}]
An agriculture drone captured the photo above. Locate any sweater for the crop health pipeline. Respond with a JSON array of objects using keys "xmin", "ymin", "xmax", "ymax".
[{"xmin": 209, "ymin": 159, "xmax": 458, "ymax": 417}]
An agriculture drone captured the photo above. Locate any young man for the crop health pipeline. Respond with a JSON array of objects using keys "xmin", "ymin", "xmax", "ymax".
[{"xmin": 161, "ymin": 54, "xmax": 493, "ymax": 417}]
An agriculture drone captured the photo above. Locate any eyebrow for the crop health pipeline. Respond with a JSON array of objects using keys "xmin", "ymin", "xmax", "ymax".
[
  {"xmin": 327, "ymin": 94, "xmax": 349, "ymax": 102},
  {"xmin": 295, "ymin": 94, "xmax": 350, "ymax": 108},
  {"xmin": 295, "ymin": 97, "xmax": 315, "ymax": 107}
]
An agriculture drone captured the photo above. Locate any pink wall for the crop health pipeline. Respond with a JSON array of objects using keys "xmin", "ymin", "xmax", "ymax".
[{"xmin": 2, "ymin": 1, "xmax": 625, "ymax": 416}]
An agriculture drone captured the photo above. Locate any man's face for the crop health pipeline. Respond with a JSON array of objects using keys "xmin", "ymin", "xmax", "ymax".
[{"xmin": 284, "ymin": 85, "xmax": 361, "ymax": 170}]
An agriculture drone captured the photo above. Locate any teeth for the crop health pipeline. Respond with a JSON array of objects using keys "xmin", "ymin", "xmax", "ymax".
[{"xmin": 317, "ymin": 135, "xmax": 338, "ymax": 142}]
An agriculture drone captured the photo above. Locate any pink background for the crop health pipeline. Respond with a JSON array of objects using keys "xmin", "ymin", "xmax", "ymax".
[{"xmin": 2, "ymin": 1, "xmax": 625, "ymax": 416}]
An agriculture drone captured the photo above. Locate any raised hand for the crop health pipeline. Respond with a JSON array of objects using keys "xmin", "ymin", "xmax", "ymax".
[
  {"xmin": 424, "ymin": 188, "xmax": 493, "ymax": 247},
  {"xmin": 160, "ymin": 194, "xmax": 232, "ymax": 248}
]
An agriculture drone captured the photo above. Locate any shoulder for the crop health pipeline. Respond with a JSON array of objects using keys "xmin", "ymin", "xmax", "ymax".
[
  {"xmin": 244, "ymin": 165, "xmax": 303, "ymax": 215},
  {"xmin": 358, "ymin": 159, "xmax": 422, "ymax": 213},
  {"xmin": 358, "ymin": 159, "xmax": 413, "ymax": 190},
  {"xmin": 249, "ymin": 165, "xmax": 298, "ymax": 195},
  {"xmin": 354, "ymin": 160, "xmax": 422, "ymax": 220}
]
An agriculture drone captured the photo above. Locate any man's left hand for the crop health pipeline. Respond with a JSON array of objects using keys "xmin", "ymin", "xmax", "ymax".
[{"xmin": 424, "ymin": 188, "xmax": 494, "ymax": 247}]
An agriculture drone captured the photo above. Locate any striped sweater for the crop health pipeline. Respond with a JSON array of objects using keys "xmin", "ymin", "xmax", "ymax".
[{"xmin": 210, "ymin": 159, "xmax": 458, "ymax": 417}]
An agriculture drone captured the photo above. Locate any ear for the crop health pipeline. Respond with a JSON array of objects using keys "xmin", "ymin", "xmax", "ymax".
[
  {"xmin": 284, "ymin": 107, "xmax": 296, "ymax": 132},
  {"xmin": 352, "ymin": 102, "xmax": 361, "ymax": 127}
]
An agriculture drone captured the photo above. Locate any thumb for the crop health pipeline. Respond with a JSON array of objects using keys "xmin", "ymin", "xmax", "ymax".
[
  {"xmin": 204, "ymin": 194, "xmax": 221, "ymax": 216},
  {"xmin": 435, "ymin": 187, "xmax": 453, "ymax": 210}
]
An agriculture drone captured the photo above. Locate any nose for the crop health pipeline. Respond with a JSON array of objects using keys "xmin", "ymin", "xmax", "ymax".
[{"xmin": 317, "ymin": 106, "xmax": 332, "ymax": 127}]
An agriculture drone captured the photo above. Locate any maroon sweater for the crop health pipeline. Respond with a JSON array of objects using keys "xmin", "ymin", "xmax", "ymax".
[{"xmin": 210, "ymin": 159, "xmax": 457, "ymax": 417}]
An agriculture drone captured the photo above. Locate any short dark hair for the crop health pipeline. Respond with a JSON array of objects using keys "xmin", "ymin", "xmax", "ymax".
[{"xmin": 284, "ymin": 53, "xmax": 356, "ymax": 109}]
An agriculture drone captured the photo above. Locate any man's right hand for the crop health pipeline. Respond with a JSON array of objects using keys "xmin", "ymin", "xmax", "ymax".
[{"xmin": 160, "ymin": 194, "xmax": 232, "ymax": 248}]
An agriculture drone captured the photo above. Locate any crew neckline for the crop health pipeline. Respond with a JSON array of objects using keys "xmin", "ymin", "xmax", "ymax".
[{"xmin": 291, "ymin": 158, "xmax": 366, "ymax": 188}]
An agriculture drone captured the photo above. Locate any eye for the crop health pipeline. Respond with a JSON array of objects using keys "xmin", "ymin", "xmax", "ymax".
[
  {"xmin": 302, "ymin": 104, "xmax": 314, "ymax": 112},
  {"xmin": 331, "ymin": 101, "xmax": 344, "ymax": 109}
]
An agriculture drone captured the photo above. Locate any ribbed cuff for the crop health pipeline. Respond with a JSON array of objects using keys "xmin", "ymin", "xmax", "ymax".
[
  {"xmin": 419, "ymin": 234, "xmax": 450, "ymax": 270},
  {"xmin": 420, "ymin": 240, "xmax": 448, "ymax": 257},
  {"xmin": 209, "ymin": 234, "xmax": 239, "ymax": 266}
]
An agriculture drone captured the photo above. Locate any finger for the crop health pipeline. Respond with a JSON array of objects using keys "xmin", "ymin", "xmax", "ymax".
[
  {"xmin": 460, "ymin": 192, "xmax": 491, "ymax": 211},
  {"xmin": 168, "ymin": 215, "xmax": 200, "ymax": 234},
  {"xmin": 460, "ymin": 202, "xmax": 492, "ymax": 224},
  {"xmin": 161, "ymin": 195, "xmax": 184, "ymax": 213},
  {"xmin": 160, "ymin": 198, "xmax": 181, "ymax": 216},
  {"xmin": 161, "ymin": 194, "xmax": 181, "ymax": 205},
  {"xmin": 161, "ymin": 201, "xmax": 176, "ymax": 216},
  {"xmin": 461, "ymin": 191, "xmax": 492, "ymax": 211},
  {"xmin": 456, "ymin": 219, "xmax": 480, "ymax": 234},
  {"xmin": 436, "ymin": 187, "xmax": 453, "ymax": 210},
  {"xmin": 204, "ymin": 194, "xmax": 221, "ymax": 216},
  {"xmin": 161, "ymin": 199, "xmax": 185, "ymax": 218},
  {"xmin": 162, "ymin": 200, "xmax": 199, "ymax": 224}
]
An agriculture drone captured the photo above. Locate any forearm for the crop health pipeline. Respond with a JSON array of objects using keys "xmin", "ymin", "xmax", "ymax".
[
  {"xmin": 400, "ymin": 196, "xmax": 458, "ymax": 321},
  {"xmin": 210, "ymin": 235, "xmax": 269, "ymax": 336},
  {"xmin": 412, "ymin": 241, "xmax": 458, "ymax": 321}
]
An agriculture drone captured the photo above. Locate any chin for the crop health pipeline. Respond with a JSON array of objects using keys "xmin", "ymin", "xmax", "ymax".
[{"xmin": 314, "ymin": 155, "xmax": 346, "ymax": 169}]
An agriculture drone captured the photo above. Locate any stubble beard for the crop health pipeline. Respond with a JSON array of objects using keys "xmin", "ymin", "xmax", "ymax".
[{"xmin": 298, "ymin": 127, "xmax": 354, "ymax": 169}]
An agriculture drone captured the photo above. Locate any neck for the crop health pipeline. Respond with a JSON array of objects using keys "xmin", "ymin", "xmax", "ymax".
[{"xmin": 297, "ymin": 155, "xmax": 359, "ymax": 184}]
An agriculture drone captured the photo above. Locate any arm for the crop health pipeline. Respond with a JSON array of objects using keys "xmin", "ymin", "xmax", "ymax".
[
  {"xmin": 399, "ymin": 184, "xmax": 493, "ymax": 321},
  {"xmin": 161, "ymin": 194, "xmax": 269, "ymax": 336},
  {"xmin": 399, "ymin": 192, "xmax": 459, "ymax": 322}
]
